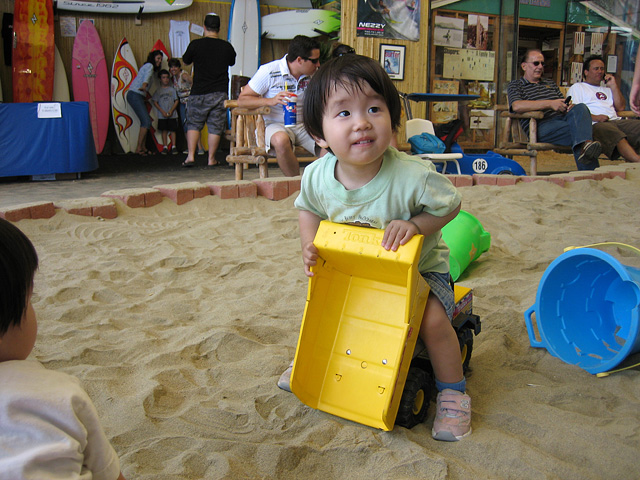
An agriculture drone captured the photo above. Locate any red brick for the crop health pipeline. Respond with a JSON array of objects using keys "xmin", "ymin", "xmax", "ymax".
[
  {"xmin": 473, "ymin": 174, "xmax": 498, "ymax": 185},
  {"xmin": 92, "ymin": 204, "xmax": 118, "ymax": 219},
  {"xmin": 102, "ymin": 192, "xmax": 145, "ymax": 208},
  {"xmin": 145, "ymin": 191, "xmax": 164, "ymax": 207},
  {"xmin": 237, "ymin": 181, "xmax": 258, "ymax": 198},
  {"xmin": 194, "ymin": 185, "xmax": 210, "ymax": 199},
  {"xmin": 29, "ymin": 202, "xmax": 56, "ymax": 219},
  {"xmin": 209, "ymin": 182, "xmax": 239, "ymax": 199},
  {"xmin": 66, "ymin": 207, "xmax": 93, "ymax": 216},
  {"xmin": 154, "ymin": 186, "xmax": 193, "ymax": 205},
  {"xmin": 605, "ymin": 170, "xmax": 627, "ymax": 179},
  {"xmin": 0, "ymin": 207, "xmax": 31, "ymax": 222},
  {"xmin": 288, "ymin": 176, "xmax": 302, "ymax": 194},
  {"xmin": 496, "ymin": 175, "xmax": 522, "ymax": 186},
  {"xmin": 252, "ymin": 178, "xmax": 290, "ymax": 200},
  {"xmin": 455, "ymin": 175, "xmax": 474, "ymax": 187}
]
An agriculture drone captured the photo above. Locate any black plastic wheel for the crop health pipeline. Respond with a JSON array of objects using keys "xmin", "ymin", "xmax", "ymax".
[
  {"xmin": 395, "ymin": 367, "xmax": 433, "ymax": 429},
  {"xmin": 458, "ymin": 328, "xmax": 474, "ymax": 373}
]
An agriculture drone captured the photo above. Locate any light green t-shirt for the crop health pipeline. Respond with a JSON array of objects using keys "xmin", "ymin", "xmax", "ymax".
[{"xmin": 294, "ymin": 147, "xmax": 462, "ymax": 274}]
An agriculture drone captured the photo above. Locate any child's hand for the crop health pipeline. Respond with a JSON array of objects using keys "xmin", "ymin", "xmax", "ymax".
[
  {"xmin": 382, "ymin": 220, "xmax": 420, "ymax": 251},
  {"xmin": 302, "ymin": 241, "xmax": 319, "ymax": 277}
]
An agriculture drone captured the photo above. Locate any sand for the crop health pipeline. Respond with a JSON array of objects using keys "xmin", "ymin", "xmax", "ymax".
[{"xmin": 15, "ymin": 166, "xmax": 640, "ymax": 479}]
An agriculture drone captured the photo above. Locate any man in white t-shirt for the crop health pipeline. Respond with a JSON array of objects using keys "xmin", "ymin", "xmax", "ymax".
[
  {"xmin": 567, "ymin": 55, "xmax": 640, "ymax": 163},
  {"xmin": 238, "ymin": 35, "xmax": 326, "ymax": 176}
]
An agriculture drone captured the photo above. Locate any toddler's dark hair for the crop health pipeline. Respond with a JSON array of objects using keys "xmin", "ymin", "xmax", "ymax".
[
  {"xmin": 0, "ymin": 218, "xmax": 38, "ymax": 336},
  {"xmin": 303, "ymin": 54, "xmax": 402, "ymax": 141},
  {"xmin": 158, "ymin": 69, "xmax": 170, "ymax": 78}
]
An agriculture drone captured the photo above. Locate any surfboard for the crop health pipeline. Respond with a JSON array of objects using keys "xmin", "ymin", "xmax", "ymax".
[
  {"xmin": 229, "ymin": 0, "xmax": 261, "ymax": 80},
  {"xmin": 261, "ymin": 9, "xmax": 341, "ymax": 40},
  {"xmin": 147, "ymin": 39, "xmax": 172, "ymax": 153},
  {"xmin": 12, "ymin": 0, "xmax": 55, "ymax": 102},
  {"xmin": 111, "ymin": 37, "xmax": 140, "ymax": 154},
  {"xmin": 72, "ymin": 19, "xmax": 110, "ymax": 154},
  {"xmin": 53, "ymin": 45, "xmax": 71, "ymax": 102},
  {"xmin": 55, "ymin": 0, "xmax": 193, "ymax": 14}
]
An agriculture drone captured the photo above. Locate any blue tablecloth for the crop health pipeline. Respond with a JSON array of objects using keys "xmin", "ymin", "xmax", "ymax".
[{"xmin": 0, "ymin": 102, "xmax": 98, "ymax": 177}]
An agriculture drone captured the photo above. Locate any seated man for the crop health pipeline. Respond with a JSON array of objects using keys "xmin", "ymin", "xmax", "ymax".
[
  {"xmin": 238, "ymin": 35, "xmax": 325, "ymax": 177},
  {"xmin": 507, "ymin": 49, "xmax": 601, "ymax": 170},
  {"xmin": 567, "ymin": 55, "xmax": 640, "ymax": 164}
]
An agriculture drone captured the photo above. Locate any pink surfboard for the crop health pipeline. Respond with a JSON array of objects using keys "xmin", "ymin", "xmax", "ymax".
[
  {"xmin": 147, "ymin": 39, "xmax": 173, "ymax": 153},
  {"xmin": 72, "ymin": 20, "xmax": 109, "ymax": 154}
]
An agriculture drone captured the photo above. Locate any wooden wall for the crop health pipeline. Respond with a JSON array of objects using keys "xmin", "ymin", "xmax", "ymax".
[
  {"xmin": 340, "ymin": 0, "xmax": 430, "ymax": 136},
  {"xmin": 0, "ymin": 0, "xmax": 292, "ymax": 104}
]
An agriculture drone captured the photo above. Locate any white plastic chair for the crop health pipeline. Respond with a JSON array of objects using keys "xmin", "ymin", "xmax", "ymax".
[{"xmin": 405, "ymin": 118, "xmax": 462, "ymax": 174}]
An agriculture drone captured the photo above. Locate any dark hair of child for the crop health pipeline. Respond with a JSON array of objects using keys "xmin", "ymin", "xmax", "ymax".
[
  {"xmin": 158, "ymin": 69, "xmax": 170, "ymax": 78},
  {"xmin": 303, "ymin": 54, "xmax": 402, "ymax": 141},
  {"xmin": 0, "ymin": 218, "xmax": 38, "ymax": 336}
]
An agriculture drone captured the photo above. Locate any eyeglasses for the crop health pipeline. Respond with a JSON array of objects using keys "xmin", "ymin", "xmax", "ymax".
[
  {"xmin": 528, "ymin": 61, "xmax": 545, "ymax": 66},
  {"xmin": 304, "ymin": 56, "xmax": 320, "ymax": 64}
]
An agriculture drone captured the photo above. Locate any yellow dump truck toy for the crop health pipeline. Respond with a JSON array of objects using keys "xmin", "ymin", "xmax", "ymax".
[{"xmin": 290, "ymin": 221, "xmax": 481, "ymax": 431}]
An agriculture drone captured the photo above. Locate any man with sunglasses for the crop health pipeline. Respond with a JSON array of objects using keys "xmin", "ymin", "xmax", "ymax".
[
  {"xmin": 507, "ymin": 49, "xmax": 601, "ymax": 170},
  {"xmin": 239, "ymin": 35, "xmax": 325, "ymax": 176}
]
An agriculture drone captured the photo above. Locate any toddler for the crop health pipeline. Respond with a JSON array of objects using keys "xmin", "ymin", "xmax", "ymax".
[
  {"xmin": 0, "ymin": 218, "xmax": 126, "ymax": 479},
  {"xmin": 295, "ymin": 54, "xmax": 471, "ymax": 441}
]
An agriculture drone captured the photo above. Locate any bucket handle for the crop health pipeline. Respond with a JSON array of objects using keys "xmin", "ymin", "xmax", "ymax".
[
  {"xmin": 524, "ymin": 306, "xmax": 545, "ymax": 348},
  {"xmin": 565, "ymin": 242, "xmax": 640, "ymax": 257}
]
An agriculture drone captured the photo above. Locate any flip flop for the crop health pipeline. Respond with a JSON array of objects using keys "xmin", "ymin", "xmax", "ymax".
[
  {"xmin": 136, "ymin": 150, "xmax": 148, "ymax": 157},
  {"xmin": 181, "ymin": 161, "xmax": 195, "ymax": 168}
]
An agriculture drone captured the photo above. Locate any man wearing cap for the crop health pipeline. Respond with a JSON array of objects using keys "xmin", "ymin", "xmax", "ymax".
[
  {"xmin": 238, "ymin": 35, "xmax": 323, "ymax": 176},
  {"xmin": 181, "ymin": 13, "xmax": 236, "ymax": 167}
]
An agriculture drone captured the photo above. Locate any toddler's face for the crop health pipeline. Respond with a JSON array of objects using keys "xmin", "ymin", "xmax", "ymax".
[
  {"xmin": 160, "ymin": 74, "xmax": 171, "ymax": 86},
  {"xmin": 0, "ymin": 296, "xmax": 37, "ymax": 362},
  {"xmin": 317, "ymin": 81, "xmax": 392, "ymax": 169}
]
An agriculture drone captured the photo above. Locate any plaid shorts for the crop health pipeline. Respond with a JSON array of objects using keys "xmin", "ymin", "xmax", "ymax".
[{"xmin": 186, "ymin": 92, "xmax": 228, "ymax": 135}]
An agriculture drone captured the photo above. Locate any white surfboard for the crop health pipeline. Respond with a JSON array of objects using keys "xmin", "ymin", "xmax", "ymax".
[
  {"xmin": 55, "ymin": 0, "xmax": 192, "ymax": 14},
  {"xmin": 261, "ymin": 9, "xmax": 341, "ymax": 40},
  {"xmin": 53, "ymin": 45, "xmax": 70, "ymax": 102},
  {"xmin": 111, "ymin": 37, "xmax": 140, "ymax": 153},
  {"xmin": 228, "ymin": 0, "xmax": 261, "ymax": 80}
]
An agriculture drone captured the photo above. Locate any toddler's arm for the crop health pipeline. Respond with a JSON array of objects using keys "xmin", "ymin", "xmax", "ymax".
[
  {"xmin": 382, "ymin": 203, "xmax": 461, "ymax": 251},
  {"xmin": 299, "ymin": 210, "xmax": 322, "ymax": 277}
]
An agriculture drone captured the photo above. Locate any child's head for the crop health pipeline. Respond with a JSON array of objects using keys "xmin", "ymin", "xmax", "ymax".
[
  {"xmin": 168, "ymin": 58, "xmax": 181, "ymax": 76},
  {"xmin": 0, "ymin": 218, "xmax": 39, "ymax": 361},
  {"xmin": 158, "ymin": 69, "xmax": 171, "ymax": 85},
  {"xmin": 303, "ymin": 54, "xmax": 402, "ymax": 143}
]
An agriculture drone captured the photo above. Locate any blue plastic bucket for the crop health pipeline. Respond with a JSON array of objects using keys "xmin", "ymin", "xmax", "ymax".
[
  {"xmin": 525, "ymin": 248, "xmax": 640, "ymax": 374},
  {"xmin": 442, "ymin": 210, "xmax": 491, "ymax": 281}
]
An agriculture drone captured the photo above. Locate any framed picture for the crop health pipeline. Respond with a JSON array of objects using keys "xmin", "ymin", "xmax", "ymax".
[{"xmin": 379, "ymin": 44, "xmax": 406, "ymax": 81}]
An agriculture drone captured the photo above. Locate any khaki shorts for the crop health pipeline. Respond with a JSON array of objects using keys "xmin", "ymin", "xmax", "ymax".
[
  {"xmin": 265, "ymin": 123, "xmax": 317, "ymax": 156},
  {"xmin": 592, "ymin": 119, "xmax": 640, "ymax": 159}
]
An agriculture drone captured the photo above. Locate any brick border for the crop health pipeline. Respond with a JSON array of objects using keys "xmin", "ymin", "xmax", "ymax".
[{"xmin": 0, "ymin": 166, "xmax": 633, "ymax": 222}]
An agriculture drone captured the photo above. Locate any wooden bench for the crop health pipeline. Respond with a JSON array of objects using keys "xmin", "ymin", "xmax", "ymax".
[
  {"xmin": 494, "ymin": 105, "xmax": 638, "ymax": 175},
  {"xmin": 224, "ymin": 100, "xmax": 317, "ymax": 180}
]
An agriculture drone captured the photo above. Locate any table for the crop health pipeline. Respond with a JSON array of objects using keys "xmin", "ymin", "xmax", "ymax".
[
  {"xmin": 0, "ymin": 102, "xmax": 98, "ymax": 178},
  {"xmin": 400, "ymin": 92, "xmax": 480, "ymax": 120}
]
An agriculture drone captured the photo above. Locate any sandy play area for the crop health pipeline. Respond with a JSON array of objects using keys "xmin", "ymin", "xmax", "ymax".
[{"xmin": 15, "ymin": 165, "xmax": 640, "ymax": 479}]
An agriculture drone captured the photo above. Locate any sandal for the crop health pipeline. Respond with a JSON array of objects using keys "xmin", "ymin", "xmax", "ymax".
[
  {"xmin": 136, "ymin": 149, "xmax": 149, "ymax": 156},
  {"xmin": 181, "ymin": 160, "xmax": 195, "ymax": 168}
]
